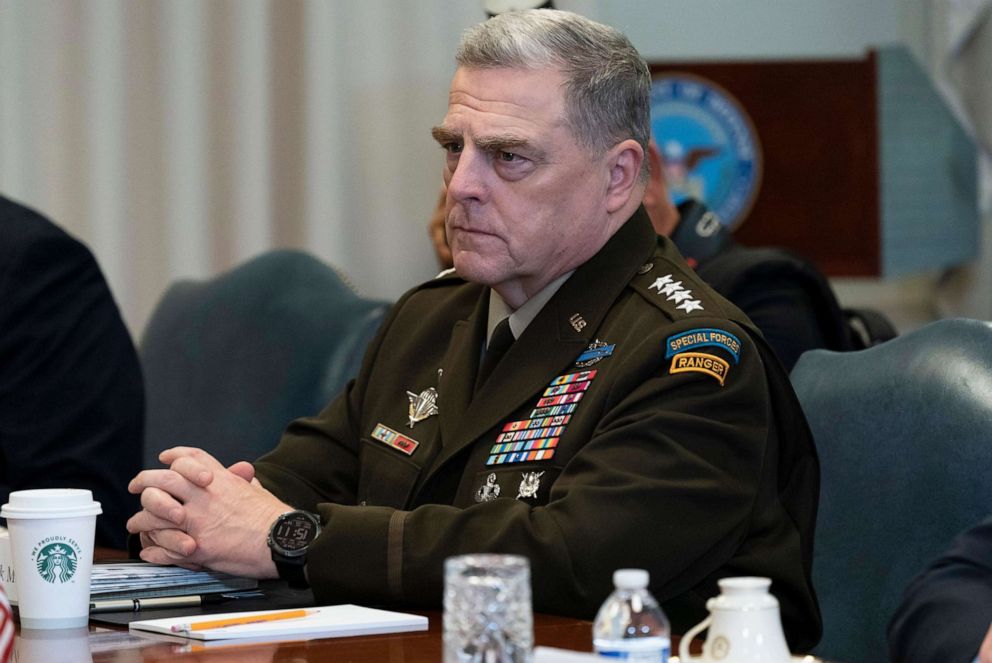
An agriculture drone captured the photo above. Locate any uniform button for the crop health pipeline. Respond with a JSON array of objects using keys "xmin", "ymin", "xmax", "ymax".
[
  {"xmin": 637, "ymin": 262, "xmax": 653, "ymax": 275},
  {"xmin": 358, "ymin": 500, "xmax": 367, "ymax": 506}
]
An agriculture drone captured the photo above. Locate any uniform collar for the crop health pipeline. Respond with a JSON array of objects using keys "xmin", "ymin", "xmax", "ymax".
[{"xmin": 486, "ymin": 271, "xmax": 574, "ymax": 346}]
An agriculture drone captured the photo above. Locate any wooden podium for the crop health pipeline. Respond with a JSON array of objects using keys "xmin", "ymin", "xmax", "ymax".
[{"xmin": 649, "ymin": 47, "xmax": 979, "ymax": 278}]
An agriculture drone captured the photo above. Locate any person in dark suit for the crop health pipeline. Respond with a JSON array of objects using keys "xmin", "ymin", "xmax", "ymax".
[
  {"xmin": 0, "ymin": 195, "xmax": 143, "ymax": 549},
  {"xmin": 127, "ymin": 9, "xmax": 821, "ymax": 649},
  {"xmin": 888, "ymin": 516, "xmax": 992, "ymax": 663}
]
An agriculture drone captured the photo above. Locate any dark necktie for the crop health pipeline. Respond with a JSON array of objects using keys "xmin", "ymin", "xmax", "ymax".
[{"xmin": 475, "ymin": 317, "xmax": 515, "ymax": 393}]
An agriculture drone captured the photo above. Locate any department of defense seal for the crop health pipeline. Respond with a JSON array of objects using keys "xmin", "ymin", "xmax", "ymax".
[{"xmin": 650, "ymin": 74, "xmax": 762, "ymax": 229}]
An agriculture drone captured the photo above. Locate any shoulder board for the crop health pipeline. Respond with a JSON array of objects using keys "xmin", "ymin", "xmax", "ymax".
[{"xmin": 629, "ymin": 252, "xmax": 724, "ymax": 322}]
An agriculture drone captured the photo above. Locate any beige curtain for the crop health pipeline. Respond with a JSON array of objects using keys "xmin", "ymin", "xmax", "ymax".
[{"xmin": 0, "ymin": 0, "xmax": 497, "ymax": 336}]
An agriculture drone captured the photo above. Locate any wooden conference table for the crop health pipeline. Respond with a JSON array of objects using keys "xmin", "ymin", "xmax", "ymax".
[
  {"xmin": 10, "ymin": 547, "xmax": 590, "ymax": 660},
  {"xmin": 12, "ymin": 550, "xmax": 828, "ymax": 661},
  {"xmin": 14, "ymin": 610, "xmax": 595, "ymax": 662}
]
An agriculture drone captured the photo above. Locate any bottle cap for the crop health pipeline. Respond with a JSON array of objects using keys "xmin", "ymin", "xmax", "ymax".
[{"xmin": 613, "ymin": 568, "xmax": 649, "ymax": 590}]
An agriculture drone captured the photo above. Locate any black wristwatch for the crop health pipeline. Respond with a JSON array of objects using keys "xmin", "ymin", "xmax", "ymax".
[{"xmin": 267, "ymin": 510, "xmax": 322, "ymax": 588}]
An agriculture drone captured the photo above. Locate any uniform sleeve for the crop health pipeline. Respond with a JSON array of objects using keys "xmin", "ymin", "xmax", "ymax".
[
  {"xmin": 0, "ymin": 233, "xmax": 143, "ymax": 549},
  {"xmin": 888, "ymin": 516, "xmax": 992, "ymax": 663},
  {"xmin": 260, "ymin": 317, "xmax": 785, "ymax": 627}
]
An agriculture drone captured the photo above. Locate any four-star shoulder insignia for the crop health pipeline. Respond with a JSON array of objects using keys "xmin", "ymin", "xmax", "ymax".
[
  {"xmin": 645, "ymin": 271, "xmax": 704, "ymax": 314},
  {"xmin": 677, "ymin": 299, "xmax": 705, "ymax": 313}
]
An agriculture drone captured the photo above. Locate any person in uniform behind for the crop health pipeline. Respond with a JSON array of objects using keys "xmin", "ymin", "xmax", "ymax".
[
  {"xmin": 128, "ymin": 9, "xmax": 821, "ymax": 650},
  {"xmin": 0, "ymin": 195, "xmax": 143, "ymax": 549}
]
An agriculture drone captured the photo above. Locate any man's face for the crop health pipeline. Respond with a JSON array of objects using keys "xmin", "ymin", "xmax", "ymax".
[{"xmin": 432, "ymin": 66, "xmax": 616, "ymax": 304}]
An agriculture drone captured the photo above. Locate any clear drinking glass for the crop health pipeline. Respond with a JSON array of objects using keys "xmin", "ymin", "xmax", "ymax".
[{"xmin": 443, "ymin": 554, "xmax": 534, "ymax": 663}]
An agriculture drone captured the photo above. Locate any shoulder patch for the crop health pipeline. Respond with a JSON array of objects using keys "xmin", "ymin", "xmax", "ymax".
[
  {"xmin": 665, "ymin": 328, "xmax": 742, "ymax": 363},
  {"xmin": 669, "ymin": 351, "xmax": 730, "ymax": 386}
]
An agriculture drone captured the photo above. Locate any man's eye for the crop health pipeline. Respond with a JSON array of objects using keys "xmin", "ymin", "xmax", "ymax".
[
  {"xmin": 498, "ymin": 151, "xmax": 522, "ymax": 162},
  {"xmin": 444, "ymin": 142, "xmax": 463, "ymax": 155}
]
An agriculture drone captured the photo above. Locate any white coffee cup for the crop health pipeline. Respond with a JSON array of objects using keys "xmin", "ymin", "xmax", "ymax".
[
  {"xmin": 0, "ymin": 489, "xmax": 101, "ymax": 629},
  {"xmin": 679, "ymin": 576, "xmax": 791, "ymax": 663},
  {"xmin": 0, "ymin": 528, "xmax": 16, "ymax": 605}
]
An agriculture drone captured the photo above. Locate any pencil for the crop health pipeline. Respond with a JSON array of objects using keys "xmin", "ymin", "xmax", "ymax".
[{"xmin": 170, "ymin": 608, "xmax": 315, "ymax": 633}]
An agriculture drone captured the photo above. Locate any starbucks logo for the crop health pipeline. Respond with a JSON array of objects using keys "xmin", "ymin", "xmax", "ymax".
[{"xmin": 35, "ymin": 542, "xmax": 78, "ymax": 583}]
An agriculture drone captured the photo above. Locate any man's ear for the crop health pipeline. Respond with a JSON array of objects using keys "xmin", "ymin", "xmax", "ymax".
[
  {"xmin": 605, "ymin": 139, "xmax": 644, "ymax": 214},
  {"xmin": 643, "ymin": 140, "xmax": 664, "ymax": 207}
]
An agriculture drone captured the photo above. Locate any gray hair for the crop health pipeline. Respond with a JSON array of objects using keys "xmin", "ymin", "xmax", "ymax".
[{"xmin": 456, "ymin": 9, "xmax": 650, "ymax": 173}]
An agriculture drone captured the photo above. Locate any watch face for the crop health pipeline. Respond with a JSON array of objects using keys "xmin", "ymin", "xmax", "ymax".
[{"xmin": 272, "ymin": 512, "xmax": 318, "ymax": 555}]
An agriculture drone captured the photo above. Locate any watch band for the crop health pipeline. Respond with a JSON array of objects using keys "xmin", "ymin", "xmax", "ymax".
[{"xmin": 273, "ymin": 557, "xmax": 310, "ymax": 589}]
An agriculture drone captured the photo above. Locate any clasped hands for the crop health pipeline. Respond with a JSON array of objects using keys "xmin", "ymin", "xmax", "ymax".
[{"xmin": 126, "ymin": 446, "xmax": 290, "ymax": 578}]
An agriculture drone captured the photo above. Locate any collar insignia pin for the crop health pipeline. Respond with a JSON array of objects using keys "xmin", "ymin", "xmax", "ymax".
[
  {"xmin": 406, "ymin": 387, "xmax": 438, "ymax": 429},
  {"xmin": 516, "ymin": 471, "xmax": 545, "ymax": 500},
  {"xmin": 569, "ymin": 313, "xmax": 587, "ymax": 333}
]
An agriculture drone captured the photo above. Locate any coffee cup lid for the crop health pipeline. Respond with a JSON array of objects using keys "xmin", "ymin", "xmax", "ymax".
[{"xmin": 0, "ymin": 489, "xmax": 102, "ymax": 519}]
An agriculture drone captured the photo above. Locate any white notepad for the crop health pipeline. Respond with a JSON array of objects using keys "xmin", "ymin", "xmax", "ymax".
[{"xmin": 128, "ymin": 604, "xmax": 428, "ymax": 641}]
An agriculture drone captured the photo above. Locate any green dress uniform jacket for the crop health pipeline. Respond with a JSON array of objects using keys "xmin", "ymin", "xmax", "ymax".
[{"xmin": 254, "ymin": 207, "xmax": 822, "ymax": 651}]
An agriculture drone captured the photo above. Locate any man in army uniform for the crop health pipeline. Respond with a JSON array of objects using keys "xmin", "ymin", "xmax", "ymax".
[{"xmin": 128, "ymin": 9, "xmax": 822, "ymax": 650}]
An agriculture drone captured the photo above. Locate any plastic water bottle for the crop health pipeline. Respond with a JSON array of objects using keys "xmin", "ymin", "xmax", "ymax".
[{"xmin": 593, "ymin": 569, "xmax": 670, "ymax": 662}]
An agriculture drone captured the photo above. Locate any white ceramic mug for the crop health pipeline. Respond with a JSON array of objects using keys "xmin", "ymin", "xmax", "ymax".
[{"xmin": 679, "ymin": 577, "xmax": 791, "ymax": 663}]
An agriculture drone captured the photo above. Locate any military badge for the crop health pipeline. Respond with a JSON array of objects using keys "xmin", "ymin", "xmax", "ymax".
[
  {"xmin": 516, "ymin": 471, "xmax": 545, "ymax": 499},
  {"xmin": 550, "ymin": 370, "xmax": 596, "ymax": 386},
  {"xmin": 488, "ymin": 368, "xmax": 602, "ymax": 466},
  {"xmin": 575, "ymin": 340, "xmax": 615, "ymax": 368},
  {"xmin": 487, "ymin": 442, "xmax": 557, "ymax": 466},
  {"xmin": 406, "ymin": 387, "xmax": 438, "ymax": 429},
  {"xmin": 475, "ymin": 473, "xmax": 501, "ymax": 503},
  {"xmin": 371, "ymin": 423, "xmax": 419, "ymax": 456}
]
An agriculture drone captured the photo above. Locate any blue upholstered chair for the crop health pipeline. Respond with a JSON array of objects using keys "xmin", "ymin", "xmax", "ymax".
[
  {"xmin": 790, "ymin": 318, "xmax": 992, "ymax": 663},
  {"xmin": 139, "ymin": 250, "xmax": 390, "ymax": 469}
]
